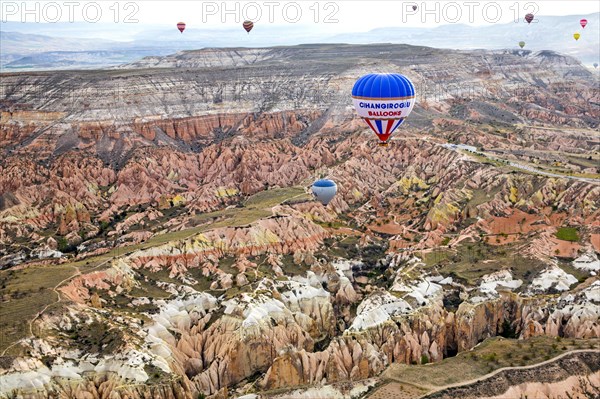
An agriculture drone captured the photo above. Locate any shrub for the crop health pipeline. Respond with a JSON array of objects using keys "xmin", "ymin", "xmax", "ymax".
[{"xmin": 421, "ymin": 355, "xmax": 429, "ymax": 365}]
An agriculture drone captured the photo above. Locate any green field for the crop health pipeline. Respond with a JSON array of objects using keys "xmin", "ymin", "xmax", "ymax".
[{"xmin": 555, "ymin": 227, "xmax": 579, "ymax": 242}]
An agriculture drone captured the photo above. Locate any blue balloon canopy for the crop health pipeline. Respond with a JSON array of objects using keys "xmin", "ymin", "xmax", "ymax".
[
  {"xmin": 313, "ymin": 179, "xmax": 336, "ymax": 187},
  {"xmin": 351, "ymin": 73, "xmax": 415, "ymax": 99}
]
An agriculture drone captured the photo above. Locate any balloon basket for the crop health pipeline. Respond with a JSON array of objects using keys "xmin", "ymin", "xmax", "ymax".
[{"xmin": 377, "ymin": 142, "xmax": 390, "ymax": 147}]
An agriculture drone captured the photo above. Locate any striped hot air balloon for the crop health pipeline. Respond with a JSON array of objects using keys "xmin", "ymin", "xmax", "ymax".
[
  {"xmin": 177, "ymin": 22, "xmax": 186, "ymax": 33},
  {"xmin": 243, "ymin": 20, "xmax": 254, "ymax": 33},
  {"xmin": 352, "ymin": 73, "xmax": 416, "ymax": 146},
  {"xmin": 525, "ymin": 13, "xmax": 534, "ymax": 24},
  {"xmin": 580, "ymin": 19, "xmax": 587, "ymax": 28}
]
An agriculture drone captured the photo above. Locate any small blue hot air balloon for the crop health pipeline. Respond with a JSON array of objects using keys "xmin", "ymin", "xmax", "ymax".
[
  {"xmin": 352, "ymin": 73, "xmax": 416, "ymax": 146},
  {"xmin": 311, "ymin": 179, "xmax": 337, "ymax": 206}
]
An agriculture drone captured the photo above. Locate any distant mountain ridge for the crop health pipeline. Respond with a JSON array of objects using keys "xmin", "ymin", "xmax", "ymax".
[{"xmin": 1, "ymin": 12, "xmax": 598, "ymax": 70}]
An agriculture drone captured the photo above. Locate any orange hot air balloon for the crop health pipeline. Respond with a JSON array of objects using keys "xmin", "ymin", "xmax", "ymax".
[
  {"xmin": 580, "ymin": 19, "xmax": 587, "ymax": 28},
  {"xmin": 524, "ymin": 13, "xmax": 534, "ymax": 24},
  {"xmin": 243, "ymin": 20, "xmax": 254, "ymax": 33},
  {"xmin": 177, "ymin": 22, "xmax": 186, "ymax": 33},
  {"xmin": 573, "ymin": 32, "xmax": 581, "ymax": 41}
]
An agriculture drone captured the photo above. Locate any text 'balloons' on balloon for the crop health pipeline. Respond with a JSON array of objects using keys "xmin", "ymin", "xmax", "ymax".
[
  {"xmin": 525, "ymin": 13, "xmax": 534, "ymax": 24},
  {"xmin": 580, "ymin": 19, "xmax": 587, "ymax": 28},
  {"xmin": 574, "ymin": 32, "xmax": 581, "ymax": 41},
  {"xmin": 352, "ymin": 73, "xmax": 416, "ymax": 146},
  {"xmin": 311, "ymin": 179, "xmax": 337, "ymax": 206},
  {"xmin": 177, "ymin": 22, "xmax": 186, "ymax": 33},
  {"xmin": 243, "ymin": 20, "xmax": 254, "ymax": 33},
  {"xmin": 519, "ymin": 41, "xmax": 525, "ymax": 48}
]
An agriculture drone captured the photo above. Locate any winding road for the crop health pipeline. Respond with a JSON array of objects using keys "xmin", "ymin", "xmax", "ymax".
[{"xmin": 415, "ymin": 349, "xmax": 600, "ymax": 398}]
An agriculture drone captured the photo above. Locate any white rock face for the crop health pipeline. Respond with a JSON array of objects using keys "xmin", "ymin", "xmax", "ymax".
[
  {"xmin": 581, "ymin": 281, "xmax": 600, "ymax": 303},
  {"xmin": 392, "ymin": 278, "xmax": 443, "ymax": 305},
  {"xmin": 269, "ymin": 379, "xmax": 377, "ymax": 399},
  {"xmin": 479, "ymin": 269, "xmax": 523, "ymax": 296},
  {"xmin": 348, "ymin": 291, "xmax": 412, "ymax": 332},
  {"xmin": 31, "ymin": 247, "xmax": 63, "ymax": 259},
  {"xmin": 0, "ymin": 350, "xmax": 155, "ymax": 392},
  {"xmin": 572, "ymin": 252, "xmax": 600, "ymax": 274},
  {"xmin": 529, "ymin": 266, "xmax": 578, "ymax": 293}
]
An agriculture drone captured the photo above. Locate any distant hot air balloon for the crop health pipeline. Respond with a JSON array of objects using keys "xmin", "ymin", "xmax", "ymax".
[
  {"xmin": 580, "ymin": 19, "xmax": 587, "ymax": 28},
  {"xmin": 519, "ymin": 41, "xmax": 525, "ymax": 49},
  {"xmin": 594, "ymin": 62, "xmax": 599, "ymax": 69},
  {"xmin": 525, "ymin": 13, "xmax": 534, "ymax": 24},
  {"xmin": 177, "ymin": 22, "xmax": 186, "ymax": 33},
  {"xmin": 412, "ymin": 5, "xmax": 417, "ymax": 11},
  {"xmin": 311, "ymin": 179, "xmax": 337, "ymax": 206},
  {"xmin": 243, "ymin": 20, "xmax": 254, "ymax": 33},
  {"xmin": 573, "ymin": 32, "xmax": 581, "ymax": 41},
  {"xmin": 352, "ymin": 73, "xmax": 416, "ymax": 146}
]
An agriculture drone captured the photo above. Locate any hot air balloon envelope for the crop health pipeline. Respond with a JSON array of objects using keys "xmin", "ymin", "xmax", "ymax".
[
  {"xmin": 574, "ymin": 33, "xmax": 580, "ymax": 40},
  {"xmin": 519, "ymin": 41, "xmax": 525, "ymax": 48},
  {"xmin": 525, "ymin": 13, "xmax": 534, "ymax": 23},
  {"xmin": 177, "ymin": 22, "xmax": 186, "ymax": 33},
  {"xmin": 352, "ymin": 73, "xmax": 416, "ymax": 145},
  {"xmin": 412, "ymin": 5, "xmax": 417, "ymax": 11},
  {"xmin": 243, "ymin": 20, "xmax": 254, "ymax": 33},
  {"xmin": 580, "ymin": 19, "xmax": 587, "ymax": 28},
  {"xmin": 312, "ymin": 179, "xmax": 337, "ymax": 205},
  {"xmin": 594, "ymin": 63, "xmax": 599, "ymax": 69}
]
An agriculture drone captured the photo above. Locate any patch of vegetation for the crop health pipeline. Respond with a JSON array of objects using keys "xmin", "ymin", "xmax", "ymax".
[
  {"xmin": 499, "ymin": 319, "xmax": 517, "ymax": 339},
  {"xmin": 556, "ymin": 260, "xmax": 589, "ymax": 285},
  {"xmin": 0, "ymin": 264, "xmax": 79, "ymax": 353},
  {"xmin": 385, "ymin": 336, "xmax": 599, "ymax": 389},
  {"xmin": 442, "ymin": 290, "xmax": 463, "ymax": 312},
  {"xmin": 56, "ymin": 236, "xmax": 77, "ymax": 253},
  {"xmin": 555, "ymin": 227, "xmax": 579, "ymax": 242},
  {"xmin": 65, "ymin": 320, "xmax": 124, "ymax": 355},
  {"xmin": 421, "ymin": 241, "xmax": 545, "ymax": 286},
  {"xmin": 278, "ymin": 254, "xmax": 311, "ymax": 276},
  {"xmin": 217, "ymin": 256, "xmax": 238, "ymax": 276},
  {"xmin": 144, "ymin": 363, "xmax": 166, "ymax": 384}
]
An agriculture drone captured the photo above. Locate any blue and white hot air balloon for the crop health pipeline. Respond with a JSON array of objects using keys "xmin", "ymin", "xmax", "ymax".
[
  {"xmin": 311, "ymin": 179, "xmax": 337, "ymax": 206},
  {"xmin": 352, "ymin": 73, "xmax": 416, "ymax": 146}
]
